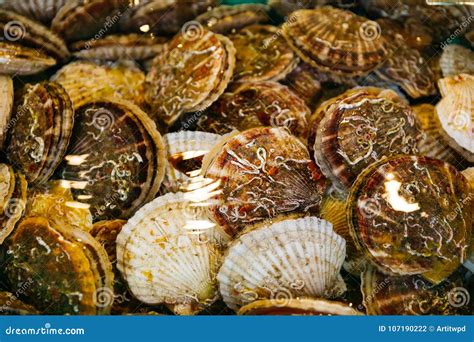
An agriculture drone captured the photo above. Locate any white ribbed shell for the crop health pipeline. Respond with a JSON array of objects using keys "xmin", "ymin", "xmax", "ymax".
[
  {"xmin": 217, "ymin": 216, "xmax": 346, "ymax": 310},
  {"xmin": 440, "ymin": 45, "xmax": 474, "ymax": 77}
]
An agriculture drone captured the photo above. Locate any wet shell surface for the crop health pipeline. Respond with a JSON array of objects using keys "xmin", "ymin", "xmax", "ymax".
[
  {"xmin": 230, "ymin": 25, "xmax": 297, "ymax": 83},
  {"xmin": 0, "ymin": 292, "xmax": 39, "ymax": 315},
  {"xmin": 116, "ymin": 192, "xmax": 223, "ymax": 315},
  {"xmin": 3, "ymin": 0, "xmax": 68, "ymax": 24},
  {"xmin": 145, "ymin": 29, "xmax": 236, "ymax": 126},
  {"xmin": 238, "ymin": 298, "xmax": 362, "ymax": 315},
  {"xmin": 217, "ymin": 217, "xmax": 346, "ymax": 311},
  {"xmin": 6, "ymin": 81, "xmax": 74, "ymax": 185},
  {"xmin": 52, "ymin": 61, "xmax": 146, "ymax": 109},
  {"xmin": 196, "ymin": 4, "xmax": 270, "ymax": 35},
  {"xmin": 4, "ymin": 216, "xmax": 114, "ymax": 314},
  {"xmin": 281, "ymin": 62, "xmax": 322, "ymax": 109},
  {"xmin": 202, "ymin": 127, "xmax": 328, "ymax": 238},
  {"xmin": 0, "ymin": 42, "xmax": 56, "ymax": 75},
  {"xmin": 162, "ymin": 131, "xmax": 222, "ymax": 194},
  {"xmin": 314, "ymin": 87, "xmax": 422, "ymax": 191},
  {"xmin": 0, "ymin": 75, "xmax": 13, "ymax": 149},
  {"xmin": 361, "ymin": 266, "xmax": 469, "ymax": 315},
  {"xmin": 59, "ymin": 98, "xmax": 166, "ymax": 221},
  {"xmin": 51, "ymin": 0, "xmax": 129, "ymax": 42},
  {"xmin": 347, "ymin": 155, "xmax": 472, "ymax": 284},
  {"xmin": 191, "ymin": 82, "xmax": 310, "ymax": 138},
  {"xmin": 435, "ymin": 74, "xmax": 474, "ymax": 162},
  {"xmin": 282, "ymin": 7, "xmax": 388, "ymax": 76},
  {"xmin": 440, "ymin": 45, "xmax": 474, "ymax": 77}
]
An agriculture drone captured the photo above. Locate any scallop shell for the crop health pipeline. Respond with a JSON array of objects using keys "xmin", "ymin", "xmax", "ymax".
[
  {"xmin": 6, "ymin": 81, "xmax": 74, "ymax": 185},
  {"xmin": 440, "ymin": 45, "xmax": 474, "ymax": 78},
  {"xmin": 70, "ymin": 34, "xmax": 167, "ymax": 61},
  {"xmin": 0, "ymin": 42, "xmax": 56, "ymax": 75},
  {"xmin": 361, "ymin": 265, "xmax": 469, "ymax": 315},
  {"xmin": 145, "ymin": 29, "xmax": 236, "ymax": 126},
  {"xmin": 201, "ymin": 127, "xmax": 328, "ymax": 238},
  {"xmin": 51, "ymin": 0, "xmax": 129, "ymax": 42},
  {"xmin": 375, "ymin": 18, "xmax": 432, "ymax": 52},
  {"xmin": 282, "ymin": 7, "xmax": 388, "ymax": 76},
  {"xmin": 230, "ymin": 25, "xmax": 298, "ymax": 83},
  {"xmin": 3, "ymin": 0, "xmax": 68, "ymax": 25},
  {"xmin": 116, "ymin": 192, "xmax": 224, "ymax": 315},
  {"xmin": 0, "ymin": 75, "xmax": 13, "ymax": 149},
  {"xmin": 314, "ymin": 87, "xmax": 422, "ymax": 192},
  {"xmin": 196, "ymin": 4, "xmax": 270, "ymax": 35},
  {"xmin": 281, "ymin": 62, "xmax": 322, "ymax": 109},
  {"xmin": 347, "ymin": 155, "xmax": 472, "ymax": 284},
  {"xmin": 59, "ymin": 98, "xmax": 166, "ymax": 221},
  {"xmin": 4, "ymin": 216, "xmax": 114, "ymax": 314},
  {"xmin": 162, "ymin": 131, "xmax": 222, "ymax": 194},
  {"xmin": 412, "ymin": 103, "xmax": 465, "ymax": 166},
  {"xmin": 238, "ymin": 298, "xmax": 362, "ymax": 315},
  {"xmin": 435, "ymin": 74, "xmax": 473, "ymax": 162},
  {"xmin": 52, "ymin": 61, "xmax": 146, "ymax": 109},
  {"xmin": 0, "ymin": 9, "xmax": 69, "ymax": 62},
  {"xmin": 190, "ymin": 82, "xmax": 310, "ymax": 139},
  {"xmin": 217, "ymin": 217, "xmax": 346, "ymax": 311},
  {"xmin": 0, "ymin": 292, "xmax": 39, "ymax": 315}
]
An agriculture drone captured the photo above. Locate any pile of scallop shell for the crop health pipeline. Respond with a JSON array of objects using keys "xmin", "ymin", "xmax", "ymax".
[{"xmin": 0, "ymin": 0, "xmax": 472, "ymax": 316}]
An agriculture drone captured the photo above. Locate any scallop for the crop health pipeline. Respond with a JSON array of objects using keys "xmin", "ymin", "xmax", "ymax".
[
  {"xmin": 58, "ymin": 98, "xmax": 166, "ymax": 221},
  {"xmin": 347, "ymin": 155, "xmax": 472, "ymax": 284},
  {"xmin": 281, "ymin": 62, "xmax": 322, "ymax": 109},
  {"xmin": 0, "ymin": 42, "xmax": 56, "ymax": 75},
  {"xmin": 3, "ymin": 0, "xmax": 68, "ymax": 25},
  {"xmin": 116, "ymin": 192, "xmax": 224, "ymax": 315},
  {"xmin": 282, "ymin": 7, "xmax": 388, "ymax": 76},
  {"xmin": 217, "ymin": 217, "xmax": 347, "ymax": 311},
  {"xmin": 0, "ymin": 75, "xmax": 13, "ymax": 149},
  {"xmin": 201, "ymin": 127, "xmax": 328, "ymax": 238},
  {"xmin": 440, "ymin": 45, "xmax": 474, "ymax": 77}
]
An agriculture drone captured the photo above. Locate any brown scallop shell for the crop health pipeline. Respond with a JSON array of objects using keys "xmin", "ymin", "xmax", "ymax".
[
  {"xmin": 282, "ymin": 7, "xmax": 388, "ymax": 76},
  {"xmin": 145, "ymin": 29, "xmax": 235, "ymax": 126},
  {"xmin": 59, "ymin": 98, "xmax": 166, "ymax": 220},
  {"xmin": 6, "ymin": 81, "xmax": 74, "ymax": 185},
  {"xmin": 196, "ymin": 4, "xmax": 270, "ymax": 35},
  {"xmin": 0, "ymin": 292, "xmax": 39, "ymax": 315},
  {"xmin": 3, "ymin": 0, "xmax": 68, "ymax": 25},
  {"xmin": 0, "ymin": 42, "xmax": 56, "ymax": 75},
  {"xmin": 281, "ymin": 62, "xmax": 322, "ymax": 109},
  {"xmin": 201, "ymin": 127, "xmax": 328, "ymax": 238},
  {"xmin": 0, "ymin": 75, "xmax": 13, "ymax": 149},
  {"xmin": 313, "ymin": 87, "xmax": 422, "ymax": 191},
  {"xmin": 193, "ymin": 81, "xmax": 310, "ymax": 139},
  {"xmin": 348, "ymin": 155, "xmax": 472, "ymax": 284}
]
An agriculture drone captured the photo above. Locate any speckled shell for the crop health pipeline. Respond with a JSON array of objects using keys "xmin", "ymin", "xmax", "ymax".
[
  {"xmin": 3, "ymin": 0, "xmax": 68, "ymax": 24},
  {"xmin": 0, "ymin": 9, "xmax": 69, "ymax": 62},
  {"xmin": 201, "ymin": 127, "xmax": 328, "ymax": 238},
  {"xmin": 52, "ymin": 61, "xmax": 146, "ymax": 109},
  {"xmin": 0, "ymin": 42, "xmax": 56, "ymax": 75},
  {"xmin": 59, "ymin": 98, "xmax": 166, "ymax": 221},
  {"xmin": 51, "ymin": 0, "xmax": 129, "ymax": 42},
  {"xmin": 0, "ymin": 76, "xmax": 13, "ymax": 149},
  {"xmin": 0, "ymin": 292, "xmax": 39, "ymax": 315},
  {"xmin": 348, "ymin": 155, "xmax": 472, "ymax": 284},
  {"xmin": 145, "ymin": 29, "xmax": 236, "ymax": 126},
  {"xmin": 282, "ymin": 7, "xmax": 388, "ymax": 76},
  {"xmin": 238, "ymin": 298, "xmax": 362, "ymax": 315},
  {"xmin": 435, "ymin": 74, "xmax": 474, "ymax": 162},
  {"xmin": 6, "ymin": 81, "xmax": 74, "ymax": 185},
  {"xmin": 361, "ymin": 266, "xmax": 469, "ymax": 315},
  {"xmin": 70, "ymin": 34, "xmax": 167, "ymax": 61},
  {"xmin": 116, "ymin": 192, "xmax": 223, "ymax": 315},
  {"xmin": 230, "ymin": 25, "xmax": 297, "ymax": 83},
  {"xmin": 162, "ymin": 131, "xmax": 222, "ymax": 194},
  {"xmin": 218, "ymin": 217, "xmax": 346, "ymax": 311},
  {"xmin": 282, "ymin": 62, "xmax": 322, "ymax": 109},
  {"xmin": 192, "ymin": 82, "xmax": 310, "ymax": 139},
  {"xmin": 4, "ymin": 216, "xmax": 114, "ymax": 315},
  {"xmin": 314, "ymin": 87, "xmax": 422, "ymax": 191},
  {"xmin": 196, "ymin": 4, "xmax": 269, "ymax": 35},
  {"xmin": 440, "ymin": 45, "xmax": 474, "ymax": 78},
  {"xmin": 412, "ymin": 104, "xmax": 465, "ymax": 166}
]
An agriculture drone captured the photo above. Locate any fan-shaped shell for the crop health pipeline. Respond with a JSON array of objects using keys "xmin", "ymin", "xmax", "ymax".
[
  {"xmin": 3, "ymin": 0, "xmax": 68, "ymax": 24},
  {"xmin": 59, "ymin": 98, "xmax": 166, "ymax": 221},
  {"xmin": 282, "ymin": 62, "xmax": 322, "ymax": 109},
  {"xmin": 314, "ymin": 87, "xmax": 422, "ymax": 192},
  {"xmin": 217, "ymin": 217, "xmax": 346, "ymax": 311},
  {"xmin": 282, "ymin": 7, "xmax": 388, "ymax": 76},
  {"xmin": 145, "ymin": 29, "xmax": 236, "ymax": 126},
  {"xmin": 0, "ymin": 42, "xmax": 56, "ymax": 75},
  {"xmin": 440, "ymin": 45, "xmax": 474, "ymax": 77},
  {"xmin": 347, "ymin": 155, "xmax": 472, "ymax": 284},
  {"xmin": 116, "ymin": 192, "xmax": 224, "ymax": 315},
  {"xmin": 0, "ymin": 75, "xmax": 13, "ymax": 149},
  {"xmin": 162, "ymin": 131, "xmax": 222, "ymax": 194},
  {"xmin": 435, "ymin": 74, "xmax": 473, "ymax": 162},
  {"xmin": 202, "ymin": 127, "xmax": 328, "ymax": 238}
]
